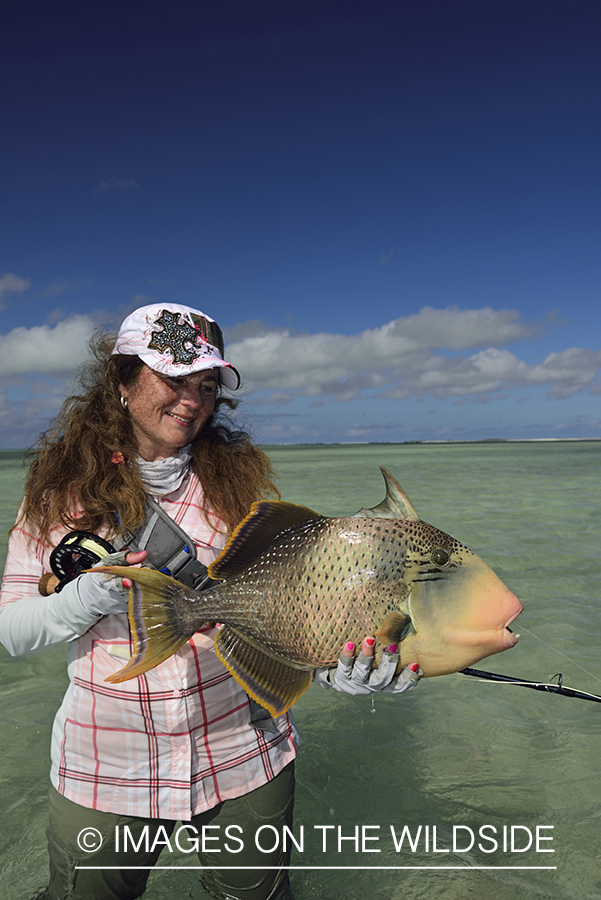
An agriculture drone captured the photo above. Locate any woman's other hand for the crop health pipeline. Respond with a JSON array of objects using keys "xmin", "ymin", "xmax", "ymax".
[{"xmin": 78, "ymin": 550, "xmax": 148, "ymax": 617}]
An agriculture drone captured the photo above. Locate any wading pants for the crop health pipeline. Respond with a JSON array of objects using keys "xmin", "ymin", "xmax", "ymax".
[{"xmin": 41, "ymin": 761, "xmax": 295, "ymax": 900}]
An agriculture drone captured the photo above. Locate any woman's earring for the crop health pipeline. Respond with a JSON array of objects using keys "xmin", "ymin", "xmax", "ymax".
[{"xmin": 120, "ymin": 396, "xmax": 129, "ymax": 409}]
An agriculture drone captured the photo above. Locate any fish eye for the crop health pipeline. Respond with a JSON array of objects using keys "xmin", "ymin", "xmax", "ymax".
[{"xmin": 431, "ymin": 548, "xmax": 450, "ymax": 566}]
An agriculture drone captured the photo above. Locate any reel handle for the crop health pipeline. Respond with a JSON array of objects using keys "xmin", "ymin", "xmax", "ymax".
[{"xmin": 38, "ymin": 573, "xmax": 61, "ymax": 596}]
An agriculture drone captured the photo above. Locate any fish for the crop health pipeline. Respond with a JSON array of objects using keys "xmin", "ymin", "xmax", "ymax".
[{"xmin": 98, "ymin": 467, "xmax": 522, "ymax": 717}]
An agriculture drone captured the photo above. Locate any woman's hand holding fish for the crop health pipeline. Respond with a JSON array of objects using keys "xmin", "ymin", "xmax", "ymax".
[
  {"xmin": 314, "ymin": 636, "xmax": 422, "ymax": 695},
  {"xmin": 78, "ymin": 551, "xmax": 148, "ymax": 618}
]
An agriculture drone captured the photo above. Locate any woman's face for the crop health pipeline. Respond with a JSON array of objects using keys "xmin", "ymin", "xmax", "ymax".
[{"xmin": 120, "ymin": 365, "xmax": 219, "ymax": 460}]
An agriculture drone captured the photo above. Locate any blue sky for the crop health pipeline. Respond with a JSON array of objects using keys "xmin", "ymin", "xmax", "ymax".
[{"xmin": 1, "ymin": 0, "xmax": 600, "ymax": 447}]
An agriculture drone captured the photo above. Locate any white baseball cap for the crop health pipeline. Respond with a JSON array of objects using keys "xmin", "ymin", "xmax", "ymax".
[{"xmin": 112, "ymin": 303, "xmax": 240, "ymax": 390}]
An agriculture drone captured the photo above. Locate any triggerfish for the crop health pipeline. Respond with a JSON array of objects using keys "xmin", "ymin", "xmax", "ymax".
[{"xmin": 99, "ymin": 467, "xmax": 522, "ymax": 717}]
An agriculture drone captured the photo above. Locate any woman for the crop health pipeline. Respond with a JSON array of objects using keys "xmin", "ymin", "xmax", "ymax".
[{"xmin": 0, "ymin": 303, "xmax": 419, "ymax": 900}]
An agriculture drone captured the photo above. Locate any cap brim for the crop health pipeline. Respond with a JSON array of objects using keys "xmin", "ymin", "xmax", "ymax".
[
  {"xmin": 218, "ymin": 364, "xmax": 240, "ymax": 390},
  {"xmin": 137, "ymin": 352, "xmax": 240, "ymax": 390}
]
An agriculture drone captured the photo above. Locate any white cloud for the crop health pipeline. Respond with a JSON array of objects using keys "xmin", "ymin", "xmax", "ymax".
[
  {"xmin": 1, "ymin": 306, "xmax": 596, "ymax": 405},
  {"xmin": 228, "ymin": 306, "xmax": 539, "ymax": 395},
  {"xmin": 383, "ymin": 347, "xmax": 596, "ymax": 400},
  {"xmin": 223, "ymin": 319, "xmax": 283, "ymax": 342},
  {"xmin": 0, "ymin": 307, "xmax": 598, "ymax": 449},
  {"xmin": 0, "ymin": 316, "xmax": 96, "ymax": 376},
  {"xmin": 0, "ymin": 273, "xmax": 31, "ymax": 309},
  {"xmin": 388, "ymin": 305, "xmax": 537, "ymax": 350},
  {"xmin": 533, "ymin": 348, "xmax": 600, "ymax": 398},
  {"xmin": 226, "ymin": 307, "xmax": 598, "ymax": 403}
]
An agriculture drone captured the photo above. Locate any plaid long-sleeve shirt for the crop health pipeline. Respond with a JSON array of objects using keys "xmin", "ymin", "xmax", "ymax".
[{"xmin": 0, "ymin": 471, "xmax": 296, "ymax": 820}]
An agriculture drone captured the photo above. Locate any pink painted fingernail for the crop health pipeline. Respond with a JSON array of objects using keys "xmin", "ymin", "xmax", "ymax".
[
  {"xmin": 386, "ymin": 644, "xmax": 398, "ymax": 653},
  {"xmin": 365, "ymin": 637, "xmax": 375, "ymax": 647},
  {"xmin": 346, "ymin": 642, "xmax": 355, "ymax": 651},
  {"xmin": 408, "ymin": 662, "xmax": 419, "ymax": 672}
]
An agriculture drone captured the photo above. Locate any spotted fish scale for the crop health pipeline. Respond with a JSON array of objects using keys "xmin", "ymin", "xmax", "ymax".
[
  {"xmin": 100, "ymin": 467, "xmax": 522, "ymax": 717},
  {"xmin": 206, "ymin": 517, "xmax": 416, "ymax": 666}
]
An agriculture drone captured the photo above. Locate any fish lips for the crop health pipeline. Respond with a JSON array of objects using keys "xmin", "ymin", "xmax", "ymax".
[{"xmin": 502, "ymin": 604, "xmax": 523, "ymax": 648}]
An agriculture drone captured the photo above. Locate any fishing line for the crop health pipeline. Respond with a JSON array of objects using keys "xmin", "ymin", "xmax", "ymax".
[
  {"xmin": 520, "ymin": 626, "xmax": 601, "ymax": 686},
  {"xmin": 460, "ymin": 623, "xmax": 601, "ymax": 703}
]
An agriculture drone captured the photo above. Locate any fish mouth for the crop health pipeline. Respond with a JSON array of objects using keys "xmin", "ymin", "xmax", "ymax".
[{"xmin": 502, "ymin": 607, "xmax": 523, "ymax": 648}]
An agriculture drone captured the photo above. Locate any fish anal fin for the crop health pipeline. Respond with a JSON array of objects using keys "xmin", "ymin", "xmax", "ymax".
[
  {"xmin": 354, "ymin": 467, "xmax": 420, "ymax": 521},
  {"xmin": 375, "ymin": 611, "xmax": 412, "ymax": 646},
  {"xmin": 100, "ymin": 568, "xmax": 195, "ymax": 684},
  {"xmin": 214, "ymin": 625, "xmax": 313, "ymax": 717},
  {"xmin": 209, "ymin": 501, "xmax": 323, "ymax": 581}
]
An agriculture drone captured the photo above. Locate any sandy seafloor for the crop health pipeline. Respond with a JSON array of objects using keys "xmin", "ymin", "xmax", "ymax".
[{"xmin": 0, "ymin": 441, "xmax": 600, "ymax": 900}]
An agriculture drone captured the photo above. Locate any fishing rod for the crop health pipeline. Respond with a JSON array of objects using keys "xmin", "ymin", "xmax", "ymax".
[{"xmin": 461, "ymin": 667, "xmax": 601, "ymax": 704}]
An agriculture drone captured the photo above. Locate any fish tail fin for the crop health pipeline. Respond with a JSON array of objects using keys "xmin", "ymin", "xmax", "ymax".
[
  {"xmin": 96, "ymin": 567, "xmax": 195, "ymax": 684},
  {"xmin": 215, "ymin": 626, "xmax": 313, "ymax": 718}
]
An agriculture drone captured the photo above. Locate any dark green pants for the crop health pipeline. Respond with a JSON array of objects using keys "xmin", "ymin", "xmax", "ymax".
[{"xmin": 44, "ymin": 762, "xmax": 295, "ymax": 900}]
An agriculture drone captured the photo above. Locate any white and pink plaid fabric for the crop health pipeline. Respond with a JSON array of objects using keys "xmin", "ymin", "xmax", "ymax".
[{"xmin": 1, "ymin": 471, "xmax": 296, "ymax": 819}]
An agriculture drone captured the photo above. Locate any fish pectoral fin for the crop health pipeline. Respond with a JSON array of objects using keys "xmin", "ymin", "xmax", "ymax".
[
  {"xmin": 214, "ymin": 626, "xmax": 313, "ymax": 718},
  {"xmin": 375, "ymin": 611, "xmax": 412, "ymax": 645},
  {"xmin": 101, "ymin": 568, "xmax": 195, "ymax": 684},
  {"xmin": 209, "ymin": 500, "xmax": 323, "ymax": 581}
]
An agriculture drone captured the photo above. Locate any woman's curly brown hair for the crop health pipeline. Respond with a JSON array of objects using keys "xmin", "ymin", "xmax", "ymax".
[{"xmin": 18, "ymin": 330, "xmax": 279, "ymax": 545}]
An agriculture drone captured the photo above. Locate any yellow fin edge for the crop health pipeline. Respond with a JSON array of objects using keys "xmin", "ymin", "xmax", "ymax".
[{"xmin": 214, "ymin": 626, "xmax": 313, "ymax": 718}]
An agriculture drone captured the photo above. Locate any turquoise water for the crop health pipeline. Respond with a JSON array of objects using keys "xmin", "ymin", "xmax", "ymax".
[{"xmin": 1, "ymin": 442, "xmax": 600, "ymax": 900}]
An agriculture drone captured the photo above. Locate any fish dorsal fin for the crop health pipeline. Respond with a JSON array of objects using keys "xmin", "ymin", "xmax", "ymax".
[
  {"xmin": 209, "ymin": 501, "xmax": 323, "ymax": 581},
  {"xmin": 215, "ymin": 625, "xmax": 313, "ymax": 717},
  {"xmin": 354, "ymin": 466, "xmax": 420, "ymax": 521}
]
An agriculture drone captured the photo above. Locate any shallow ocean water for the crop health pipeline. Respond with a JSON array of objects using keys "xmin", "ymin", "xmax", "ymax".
[{"xmin": 0, "ymin": 441, "xmax": 600, "ymax": 900}]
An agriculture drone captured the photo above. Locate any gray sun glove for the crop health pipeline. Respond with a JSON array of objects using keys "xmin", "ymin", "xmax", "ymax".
[
  {"xmin": 77, "ymin": 551, "xmax": 133, "ymax": 618},
  {"xmin": 314, "ymin": 648, "xmax": 422, "ymax": 696}
]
